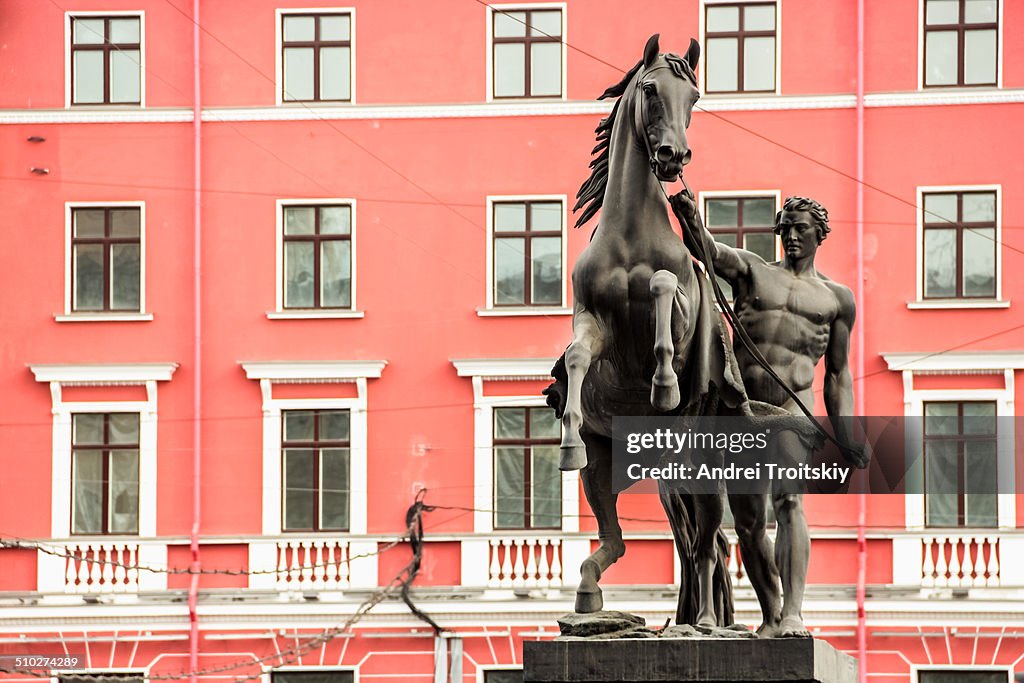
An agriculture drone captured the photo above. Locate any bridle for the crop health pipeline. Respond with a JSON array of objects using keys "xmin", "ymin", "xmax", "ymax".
[{"xmin": 634, "ymin": 63, "xmax": 686, "ymax": 177}]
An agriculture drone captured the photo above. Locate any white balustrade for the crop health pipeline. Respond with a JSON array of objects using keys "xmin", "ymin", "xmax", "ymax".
[
  {"xmin": 919, "ymin": 534, "xmax": 1001, "ymax": 588},
  {"xmin": 276, "ymin": 539, "xmax": 350, "ymax": 590},
  {"xmin": 62, "ymin": 542, "xmax": 140, "ymax": 594},
  {"xmin": 487, "ymin": 537, "xmax": 563, "ymax": 589}
]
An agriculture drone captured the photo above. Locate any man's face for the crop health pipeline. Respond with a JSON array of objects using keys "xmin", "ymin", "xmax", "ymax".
[{"xmin": 776, "ymin": 209, "xmax": 819, "ymax": 260}]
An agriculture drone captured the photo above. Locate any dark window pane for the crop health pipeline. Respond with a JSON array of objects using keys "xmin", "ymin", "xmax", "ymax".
[
  {"xmin": 495, "ymin": 408, "xmax": 525, "ymax": 439},
  {"xmin": 924, "ymin": 402, "xmax": 959, "ymax": 435},
  {"xmin": 74, "ymin": 414, "xmax": 105, "ymax": 445},
  {"xmin": 706, "ymin": 199, "xmax": 738, "ymax": 228},
  {"xmin": 110, "ymin": 209, "xmax": 140, "ymax": 237},
  {"xmin": 109, "ymin": 450, "xmax": 139, "ymax": 533},
  {"xmin": 284, "ymin": 449, "xmax": 315, "ymax": 530},
  {"xmin": 74, "ymin": 244, "xmax": 105, "ymax": 311},
  {"xmin": 319, "ymin": 410, "xmax": 350, "ymax": 441},
  {"xmin": 111, "ymin": 243, "xmax": 141, "ymax": 310},
  {"xmin": 284, "ymin": 411, "xmax": 315, "ymax": 441},
  {"xmin": 743, "ymin": 198, "xmax": 776, "ymax": 226},
  {"xmin": 962, "ymin": 228, "xmax": 995, "ymax": 297},
  {"xmin": 529, "ymin": 408, "xmax": 559, "ymax": 439},
  {"xmin": 284, "ymin": 242, "xmax": 315, "ymax": 308},
  {"xmin": 284, "ymin": 207, "xmax": 316, "ymax": 235},
  {"xmin": 495, "ymin": 447, "xmax": 526, "ymax": 528},
  {"xmin": 485, "ymin": 671, "xmax": 524, "ymax": 683},
  {"xmin": 495, "ymin": 238, "xmax": 526, "ymax": 304},
  {"xmin": 320, "ymin": 206, "xmax": 351, "ymax": 235},
  {"xmin": 919, "ymin": 671, "xmax": 1007, "ymax": 683},
  {"xmin": 744, "ymin": 232, "xmax": 776, "ymax": 262},
  {"xmin": 962, "ymin": 193, "xmax": 996, "ymax": 222},
  {"xmin": 531, "ymin": 236, "xmax": 562, "ymax": 304},
  {"xmin": 495, "ymin": 203, "xmax": 527, "ymax": 232},
  {"xmin": 530, "ymin": 202, "xmax": 562, "ymax": 231},
  {"xmin": 273, "ymin": 672, "xmax": 355, "ymax": 683},
  {"xmin": 108, "ymin": 414, "xmax": 140, "ymax": 444},
  {"xmin": 924, "ymin": 194, "xmax": 957, "ymax": 224},
  {"xmin": 321, "ymin": 448, "xmax": 350, "ymax": 530},
  {"xmin": 74, "ymin": 210, "xmax": 106, "ymax": 237},
  {"xmin": 962, "ymin": 402, "xmax": 997, "ymax": 434},
  {"xmin": 532, "ymin": 445, "xmax": 562, "ymax": 528},
  {"xmin": 73, "ymin": 450, "xmax": 104, "ymax": 534},
  {"xmin": 924, "ymin": 229, "xmax": 956, "ymax": 298},
  {"xmin": 321, "ymin": 240, "xmax": 351, "ymax": 308}
]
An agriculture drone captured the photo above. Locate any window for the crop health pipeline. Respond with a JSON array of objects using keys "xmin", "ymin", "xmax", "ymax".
[
  {"xmin": 71, "ymin": 206, "xmax": 142, "ymax": 312},
  {"xmin": 70, "ymin": 15, "xmax": 142, "ymax": 105},
  {"xmin": 280, "ymin": 12, "xmax": 352, "ymax": 102},
  {"xmin": 924, "ymin": 401, "xmax": 997, "ymax": 528},
  {"xmin": 273, "ymin": 672, "xmax": 355, "ymax": 683},
  {"xmin": 72, "ymin": 413, "xmax": 140, "ymax": 535},
  {"xmin": 922, "ymin": 190, "xmax": 996, "ymax": 299},
  {"xmin": 494, "ymin": 406, "xmax": 561, "ymax": 529},
  {"xmin": 282, "ymin": 204, "xmax": 352, "ymax": 309},
  {"xmin": 704, "ymin": 2, "xmax": 777, "ymax": 94},
  {"xmin": 282, "ymin": 409, "xmax": 351, "ymax": 532},
  {"xmin": 60, "ymin": 674, "xmax": 143, "ymax": 683},
  {"xmin": 923, "ymin": 0, "xmax": 999, "ymax": 87},
  {"xmin": 484, "ymin": 671, "xmax": 524, "ymax": 683},
  {"xmin": 491, "ymin": 199, "xmax": 564, "ymax": 307},
  {"xmin": 918, "ymin": 669, "xmax": 1009, "ymax": 683},
  {"xmin": 490, "ymin": 8, "xmax": 564, "ymax": 99},
  {"xmin": 703, "ymin": 195, "xmax": 777, "ymax": 298}
]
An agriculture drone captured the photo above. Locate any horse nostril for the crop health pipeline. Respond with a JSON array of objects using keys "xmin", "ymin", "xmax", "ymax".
[
  {"xmin": 680, "ymin": 148, "xmax": 692, "ymax": 165},
  {"xmin": 656, "ymin": 145, "xmax": 676, "ymax": 165}
]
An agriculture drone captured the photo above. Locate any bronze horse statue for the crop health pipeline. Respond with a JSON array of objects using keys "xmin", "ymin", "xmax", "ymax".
[{"xmin": 546, "ymin": 35, "xmax": 746, "ymax": 626}]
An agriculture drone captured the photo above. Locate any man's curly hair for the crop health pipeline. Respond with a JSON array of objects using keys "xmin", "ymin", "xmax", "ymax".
[{"xmin": 775, "ymin": 196, "xmax": 830, "ymax": 243}]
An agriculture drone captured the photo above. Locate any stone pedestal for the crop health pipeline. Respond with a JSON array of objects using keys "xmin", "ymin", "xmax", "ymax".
[{"xmin": 524, "ymin": 637, "xmax": 857, "ymax": 683}]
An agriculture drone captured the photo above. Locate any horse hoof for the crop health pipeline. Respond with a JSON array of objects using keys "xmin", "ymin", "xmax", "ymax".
[
  {"xmin": 560, "ymin": 444, "xmax": 587, "ymax": 471},
  {"xmin": 651, "ymin": 382, "xmax": 681, "ymax": 412},
  {"xmin": 575, "ymin": 590, "xmax": 603, "ymax": 613}
]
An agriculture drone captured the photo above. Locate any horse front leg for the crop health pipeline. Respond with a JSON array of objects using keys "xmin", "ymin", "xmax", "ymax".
[
  {"xmin": 559, "ymin": 310, "xmax": 603, "ymax": 471},
  {"xmin": 650, "ymin": 269, "xmax": 681, "ymax": 411},
  {"xmin": 576, "ymin": 431, "xmax": 624, "ymax": 613},
  {"xmin": 693, "ymin": 493, "xmax": 724, "ymax": 629}
]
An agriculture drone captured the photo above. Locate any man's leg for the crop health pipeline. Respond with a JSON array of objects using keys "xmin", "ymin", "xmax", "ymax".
[
  {"xmin": 728, "ymin": 491, "xmax": 781, "ymax": 636},
  {"xmin": 772, "ymin": 432, "xmax": 811, "ymax": 637}
]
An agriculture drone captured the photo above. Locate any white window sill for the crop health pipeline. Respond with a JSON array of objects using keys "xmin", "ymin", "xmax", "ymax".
[
  {"xmin": 55, "ymin": 313, "xmax": 153, "ymax": 322},
  {"xmin": 907, "ymin": 300, "xmax": 1010, "ymax": 310},
  {"xmin": 477, "ymin": 307, "xmax": 572, "ymax": 317},
  {"xmin": 266, "ymin": 310, "xmax": 365, "ymax": 320}
]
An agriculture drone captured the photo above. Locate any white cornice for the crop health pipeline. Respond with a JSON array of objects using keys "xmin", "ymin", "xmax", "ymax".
[
  {"xmin": 204, "ymin": 101, "xmax": 612, "ymax": 122},
  {"xmin": 882, "ymin": 351, "xmax": 1024, "ymax": 373},
  {"xmin": 698, "ymin": 94, "xmax": 855, "ymax": 111},
  {"xmin": 0, "ymin": 108, "xmax": 193, "ymax": 124},
  {"xmin": 240, "ymin": 360, "xmax": 387, "ymax": 381},
  {"xmin": 29, "ymin": 363, "xmax": 178, "ymax": 384},
  {"xmin": 865, "ymin": 88, "xmax": 1024, "ymax": 108},
  {"xmin": 451, "ymin": 358, "xmax": 557, "ymax": 380}
]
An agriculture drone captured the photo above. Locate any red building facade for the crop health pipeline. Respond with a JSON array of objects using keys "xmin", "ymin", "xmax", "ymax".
[{"xmin": 1, "ymin": 1, "xmax": 1022, "ymax": 682}]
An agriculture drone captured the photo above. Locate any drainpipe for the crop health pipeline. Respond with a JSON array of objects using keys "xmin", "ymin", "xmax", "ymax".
[
  {"xmin": 189, "ymin": 1, "xmax": 202, "ymax": 682},
  {"xmin": 855, "ymin": 0, "xmax": 867, "ymax": 681}
]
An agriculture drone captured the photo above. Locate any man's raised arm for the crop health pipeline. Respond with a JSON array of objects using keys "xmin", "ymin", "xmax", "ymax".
[{"xmin": 669, "ymin": 191, "xmax": 752, "ymax": 282}]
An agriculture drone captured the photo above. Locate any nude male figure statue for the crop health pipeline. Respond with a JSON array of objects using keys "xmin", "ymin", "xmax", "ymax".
[{"xmin": 671, "ymin": 191, "xmax": 870, "ymax": 638}]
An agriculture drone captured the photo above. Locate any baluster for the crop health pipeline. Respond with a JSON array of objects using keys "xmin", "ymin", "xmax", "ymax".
[
  {"xmin": 512, "ymin": 540, "xmax": 526, "ymax": 588},
  {"xmin": 126, "ymin": 544, "xmax": 139, "ymax": 591},
  {"xmin": 550, "ymin": 539, "xmax": 562, "ymax": 588},
  {"xmin": 524, "ymin": 539, "xmax": 538, "ymax": 588},
  {"xmin": 960, "ymin": 537, "xmax": 976, "ymax": 588},
  {"xmin": 100, "ymin": 543, "xmax": 115, "ymax": 591},
  {"xmin": 987, "ymin": 537, "xmax": 1000, "ymax": 587},
  {"xmin": 948, "ymin": 537, "xmax": 963, "ymax": 587},
  {"xmin": 921, "ymin": 536, "xmax": 936, "ymax": 587},
  {"xmin": 499, "ymin": 539, "xmax": 514, "ymax": 588},
  {"xmin": 276, "ymin": 542, "xmax": 288, "ymax": 588},
  {"xmin": 66, "ymin": 545, "xmax": 79, "ymax": 592},
  {"xmin": 489, "ymin": 540, "xmax": 501, "ymax": 588},
  {"xmin": 322, "ymin": 543, "xmax": 337, "ymax": 590},
  {"xmin": 300, "ymin": 542, "xmax": 314, "ymax": 584},
  {"xmin": 537, "ymin": 539, "xmax": 551, "ymax": 590},
  {"xmin": 337, "ymin": 543, "xmax": 350, "ymax": 588},
  {"xmin": 312, "ymin": 542, "xmax": 327, "ymax": 585},
  {"xmin": 288, "ymin": 541, "xmax": 302, "ymax": 585},
  {"xmin": 113, "ymin": 544, "xmax": 127, "ymax": 592},
  {"xmin": 87, "ymin": 545, "xmax": 101, "ymax": 590},
  {"xmin": 935, "ymin": 537, "xmax": 949, "ymax": 588}
]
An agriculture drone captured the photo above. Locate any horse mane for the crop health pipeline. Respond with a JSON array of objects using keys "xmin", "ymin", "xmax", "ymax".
[{"xmin": 573, "ymin": 53, "xmax": 696, "ymax": 231}]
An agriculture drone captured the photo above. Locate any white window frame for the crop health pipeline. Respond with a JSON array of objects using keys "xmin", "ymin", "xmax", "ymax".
[
  {"xmin": 241, "ymin": 360, "xmax": 386, "ymax": 535},
  {"xmin": 270, "ymin": 198, "xmax": 363, "ymax": 319},
  {"xmin": 65, "ymin": 11, "xmax": 146, "ymax": 109},
  {"xmin": 269, "ymin": 665, "xmax": 359, "ymax": 683},
  {"xmin": 912, "ymin": 184, "xmax": 1005, "ymax": 309},
  {"xmin": 917, "ymin": 0, "xmax": 1004, "ymax": 91},
  {"xmin": 452, "ymin": 358, "xmax": 577, "ymax": 534},
  {"xmin": 913, "ymin": 665, "xmax": 1012, "ymax": 683},
  {"xmin": 275, "ymin": 7, "xmax": 357, "ymax": 107},
  {"xmin": 698, "ymin": 0, "xmax": 782, "ymax": 97},
  {"xmin": 481, "ymin": 194, "xmax": 570, "ymax": 316},
  {"xmin": 882, "ymin": 351, "xmax": 1018, "ymax": 530},
  {"xmin": 485, "ymin": 3, "xmax": 568, "ymax": 103},
  {"xmin": 477, "ymin": 666, "xmax": 523, "ymax": 683},
  {"xmin": 30, "ymin": 363, "xmax": 177, "ymax": 539},
  {"xmin": 698, "ymin": 189, "xmax": 783, "ymax": 261},
  {"xmin": 60, "ymin": 201, "xmax": 151, "ymax": 322}
]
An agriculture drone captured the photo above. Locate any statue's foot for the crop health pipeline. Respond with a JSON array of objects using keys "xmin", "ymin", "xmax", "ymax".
[
  {"xmin": 575, "ymin": 590, "xmax": 603, "ymax": 613},
  {"xmin": 651, "ymin": 380, "xmax": 681, "ymax": 412},
  {"xmin": 559, "ymin": 444, "xmax": 587, "ymax": 471},
  {"xmin": 756, "ymin": 620, "xmax": 783, "ymax": 639},
  {"xmin": 695, "ymin": 614, "xmax": 717, "ymax": 631},
  {"xmin": 778, "ymin": 615, "xmax": 811, "ymax": 638}
]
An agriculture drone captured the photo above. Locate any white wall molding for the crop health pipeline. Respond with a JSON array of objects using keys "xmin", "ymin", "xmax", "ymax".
[
  {"xmin": 452, "ymin": 358, "xmax": 556, "ymax": 381},
  {"xmin": 241, "ymin": 361, "xmax": 387, "ymax": 536},
  {"xmin": 30, "ymin": 363, "xmax": 178, "ymax": 385},
  {"xmin": 882, "ymin": 351, "xmax": 1024, "ymax": 373},
  {"xmin": 0, "ymin": 108, "xmax": 192, "ymax": 124}
]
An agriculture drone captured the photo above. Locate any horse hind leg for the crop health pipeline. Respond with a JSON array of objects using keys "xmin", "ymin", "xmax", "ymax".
[
  {"xmin": 576, "ymin": 431, "xmax": 624, "ymax": 613},
  {"xmin": 650, "ymin": 269, "xmax": 681, "ymax": 411},
  {"xmin": 559, "ymin": 310, "xmax": 603, "ymax": 471}
]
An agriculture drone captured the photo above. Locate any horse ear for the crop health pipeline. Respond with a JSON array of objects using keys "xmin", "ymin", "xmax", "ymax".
[
  {"xmin": 643, "ymin": 33, "xmax": 660, "ymax": 69},
  {"xmin": 685, "ymin": 38, "xmax": 701, "ymax": 71}
]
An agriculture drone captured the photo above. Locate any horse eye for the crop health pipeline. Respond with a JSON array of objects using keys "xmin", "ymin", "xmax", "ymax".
[{"xmin": 642, "ymin": 82, "xmax": 656, "ymax": 95}]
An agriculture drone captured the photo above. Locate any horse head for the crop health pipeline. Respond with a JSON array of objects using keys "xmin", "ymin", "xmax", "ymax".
[{"xmin": 634, "ymin": 34, "xmax": 701, "ymax": 182}]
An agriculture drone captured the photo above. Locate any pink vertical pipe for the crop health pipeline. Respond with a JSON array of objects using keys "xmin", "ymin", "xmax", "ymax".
[
  {"xmin": 189, "ymin": 1, "xmax": 202, "ymax": 682},
  {"xmin": 855, "ymin": 0, "xmax": 867, "ymax": 681}
]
